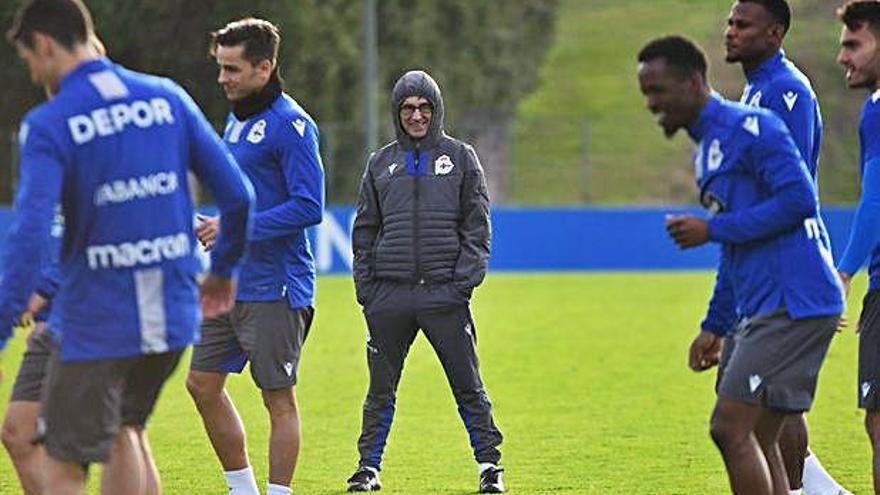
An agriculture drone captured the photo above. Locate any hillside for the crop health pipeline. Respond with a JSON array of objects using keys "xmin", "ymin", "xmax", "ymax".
[{"xmin": 513, "ymin": 0, "xmax": 863, "ymax": 205}]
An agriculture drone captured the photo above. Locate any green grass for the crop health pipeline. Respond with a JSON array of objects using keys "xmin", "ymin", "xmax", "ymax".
[
  {"xmin": 512, "ymin": 0, "xmax": 864, "ymax": 205},
  {"xmin": 0, "ymin": 273, "xmax": 871, "ymax": 493}
]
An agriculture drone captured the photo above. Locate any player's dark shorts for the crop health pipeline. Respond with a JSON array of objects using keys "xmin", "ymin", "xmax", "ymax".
[
  {"xmin": 190, "ymin": 300, "xmax": 314, "ymax": 390},
  {"xmin": 715, "ymin": 333, "xmax": 736, "ymax": 393},
  {"xmin": 858, "ymin": 290, "xmax": 880, "ymax": 410},
  {"xmin": 716, "ymin": 309, "xmax": 839, "ymax": 413},
  {"xmin": 10, "ymin": 324, "xmax": 57, "ymax": 402},
  {"xmin": 41, "ymin": 349, "xmax": 183, "ymax": 464}
]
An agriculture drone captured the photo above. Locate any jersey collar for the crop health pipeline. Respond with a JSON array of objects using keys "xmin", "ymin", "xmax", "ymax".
[
  {"xmin": 687, "ymin": 92, "xmax": 723, "ymax": 142},
  {"xmin": 59, "ymin": 57, "xmax": 113, "ymax": 90},
  {"xmin": 745, "ymin": 50, "xmax": 785, "ymax": 84}
]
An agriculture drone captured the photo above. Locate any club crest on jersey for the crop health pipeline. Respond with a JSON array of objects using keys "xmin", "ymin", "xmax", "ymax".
[
  {"xmin": 707, "ymin": 139, "xmax": 723, "ymax": 171},
  {"xmin": 435, "ymin": 155, "xmax": 454, "ymax": 175},
  {"xmin": 246, "ymin": 119, "xmax": 267, "ymax": 144}
]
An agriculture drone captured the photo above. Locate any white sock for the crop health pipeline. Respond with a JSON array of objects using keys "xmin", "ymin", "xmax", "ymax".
[
  {"xmin": 478, "ymin": 462, "xmax": 498, "ymax": 475},
  {"xmin": 224, "ymin": 467, "xmax": 260, "ymax": 495},
  {"xmin": 789, "ymin": 490, "xmax": 802, "ymax": 495},
  {"xmin": 802, "ymin": 454, "xmax": 843, "ymax": 495},
  {"xmin": 266, "ymin": 482, "xmax": 292, "ymax": 495}
]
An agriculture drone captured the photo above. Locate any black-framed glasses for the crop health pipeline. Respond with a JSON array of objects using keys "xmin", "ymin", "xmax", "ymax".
[{"xmin": 400, "ymin": 103, "xmax": 433, "ymax": 117}]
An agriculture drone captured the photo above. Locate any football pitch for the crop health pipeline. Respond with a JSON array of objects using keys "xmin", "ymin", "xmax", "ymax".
[{"xmin": 0, "ymin": 272, "xmax": 870, "ymax": 494}]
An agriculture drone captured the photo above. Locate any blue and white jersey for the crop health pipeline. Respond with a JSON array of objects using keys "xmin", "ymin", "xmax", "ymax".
[
  {"xmin": 0, "ymin": 58, "xmax": 254, "ymax": 360},
  {"xmin": 222, "ymin": 93, "xmax": 324, "ymax": 309},
  {"xmin": 31, "ymin": 208, "xmax": 64, "ymax": 323},
  {"xmin": 739, "ymin": 50, "xmax": 823, "ymax": 182},
  {"xmin": 705, "ymin": 51, "xmax": 829, "ymax": 335},
  {"xmin": 838, "ymin": 90, "xmax": 880, "ymax": 288},
  {"xmin": 691, "ymin": 95, "xmax": 843, "ymax": 335}
]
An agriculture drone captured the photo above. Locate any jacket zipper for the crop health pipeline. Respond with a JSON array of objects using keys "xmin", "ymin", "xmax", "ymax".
[{"xmin": 413, "ymin": 145, "xmax": 423, "ymax": 284}]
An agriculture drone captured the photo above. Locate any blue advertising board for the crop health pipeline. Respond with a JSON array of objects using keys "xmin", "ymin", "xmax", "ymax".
[{"xmin": 0, "ymin": 206, "xmax": 859, "ymax": 273}]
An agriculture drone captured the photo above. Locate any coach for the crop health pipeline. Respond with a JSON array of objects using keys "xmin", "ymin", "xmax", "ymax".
[{"xmin": 347, "ymin": 70, "xmax": 504, "ymax": 493}]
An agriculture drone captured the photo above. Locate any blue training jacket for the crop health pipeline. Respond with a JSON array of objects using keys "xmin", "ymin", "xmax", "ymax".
[
  {"xmin": 704, "ymin": 51, "xmax": 830, "ymax": 335},
  {"xmin": 222, "ymin": 93, "xmax": 324, "ymax": 309},
  {"xmin": 692, "ymin": 95, "xmax": 844, "ymax": 335},
  {"xmin": 0, "ymin": 58, "xmax": 254, "ymax": 360},
  {"xmin": 838, "ymin": 90, "xmax": 880, "ymax": 288},
  {"xmin": 739, "ymin": 50, "xmax": 823, "ymax": 182}
]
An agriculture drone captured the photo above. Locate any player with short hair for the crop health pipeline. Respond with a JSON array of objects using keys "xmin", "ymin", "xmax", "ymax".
[
  {"xmin": 0, "ymin": 0, "xmax": 254, "ymax": 493},
  {"xmin": 186, "ymin": 17, "xmax": 325, "ymax": 495},
  {"xmin": 834, "ymin": 1, "xmax": 880, "ymax": 492},
  {"xmin": 701, "ymin": 2, "xmax": 851, "ymax": 493},
  {"xmin": 638, "ymin": 35, "xmax": 844, "ymax": 495}
]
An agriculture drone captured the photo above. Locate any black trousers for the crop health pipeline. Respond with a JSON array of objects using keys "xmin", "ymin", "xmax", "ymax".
[{"xmin": 356, "ymin": 280, "xmax": 503, "ymax": 469}]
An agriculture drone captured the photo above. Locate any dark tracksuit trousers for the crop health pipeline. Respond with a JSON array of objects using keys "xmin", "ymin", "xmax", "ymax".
[{"xmin": 356, "ymin": 280, "xmax": 503, "ymax": 469}]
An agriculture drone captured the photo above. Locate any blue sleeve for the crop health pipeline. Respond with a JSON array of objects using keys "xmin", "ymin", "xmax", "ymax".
[
  {"xmin": 838, "ymin": 156, "xmax": 880, "ymax": 275},
  {"xmin": 0, "ymin": 121, "xmax": 64, "ymax": 349},
  {"xmin": 701, "ymin": 247, "xmax": 737, "ymax": 336},
  {"xmin": 250, "ymin": 120, "xmax": 324, "ymax": 241},
  {"xmin": 707, "ymin": 117, "xmax": 816, "ymax": 244},
  {"xmin": 34, "ymin": 221, "xmax": 62, "ymax": 299},
  {"xmin": 34, "ymin": 260, "xmax": 61, "ymax": 299},
  {"xmin": 766, "ymin": 86, "xmax": 817, "ymax": 177},
  {"xmin": 176, "ymin": 86, "xmax": 255, "ymax": 278}
]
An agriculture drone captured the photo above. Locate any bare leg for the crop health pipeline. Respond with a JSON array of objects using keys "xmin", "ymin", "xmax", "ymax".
[
  {"xmin": 866, "ymin": 411, "xmax": 880, "ymax": 495},
  {"xmin": 2, "ymin": 401, "xmax": 44, "ymax": 494},
  {"xmin": 710, "ymin": 399, "xmax": 774, "ymax": 495},
  {"xmin": 186, "ymin": 370, "xmax": 250, "ymax": 470},
  {"xmin": 42, "ymin": 454, "xmax": 87, "ymax": 495},
  {"xmin": 101, "ymin": 427, "xmax": 146, "ymax": 495},
  {"xmin": 777, "ymin": 413, "xmax": 807, "ymax": 490},
  {"xmin": 134, "ymin": 427, "xmax": 161, "ymax": 495},
  {"xmin": 262, "ymin": 386, "xmax": 301, "ymax": 486},
  {"xmin": 754, "ymin": 410, "xmax": 791, "ymax": 495}
]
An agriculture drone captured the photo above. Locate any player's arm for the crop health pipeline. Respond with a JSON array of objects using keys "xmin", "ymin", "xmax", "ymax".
[
  {"xmin": 701, "ymin": 248, "xmax": 736, "ymax": 337},
  {"xmin": 838, "ymin": 124, "xmax": 880, "ymax": 279},
  {"xmin": 176, "ymin": 86, "xmax": 255, "ymax": 278},
  {"xmin": 766, "ymin": 86, "xmax": 817, "ymax": 176},
  {"xmin": 0, "ymin": 120, "xmax": 63, "ymax": 350},
  {"xmin": 707, "ymin": 117, "xmax": 816, "ymax": 244},
  {"xmin": 248, "ymin": 119, "xmax": 325, "ymax": 241},
  {"xmin": 452, "ymin": 146, "xmax": 491, "ymax": 296},
  {"xmin": 352, "ymin": 156, "xmax": 381, "ymax": 305},
  {"xmin": 690, "ymin": 248, "xmax": 734, "ymax": 371}
]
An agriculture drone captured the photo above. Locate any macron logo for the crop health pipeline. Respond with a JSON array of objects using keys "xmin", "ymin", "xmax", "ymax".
[
  {"xmin": 782, "ymin": 91, "xmax": 799, "ymax": 111},
  {"xmin": 742, "ymin": 116, "xmax": 760, "ymax": 136},
  {"xmin": 293, "ymin": 119, "xmax": 306, "ymax": 137},
  {"xmin": 749, "ymin": 374, "xmax": 762, "ymax": 393}
]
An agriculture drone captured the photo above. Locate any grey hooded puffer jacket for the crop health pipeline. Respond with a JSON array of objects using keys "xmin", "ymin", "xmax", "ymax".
[{"xmin": 351, "ymin": 70, "xmax": 491, "ymax": 304}]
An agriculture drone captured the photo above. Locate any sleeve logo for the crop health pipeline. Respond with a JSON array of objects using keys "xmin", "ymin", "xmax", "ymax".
[{"xmin": 782, "ymin": 91, "xmax": 799, "ymax": 111}]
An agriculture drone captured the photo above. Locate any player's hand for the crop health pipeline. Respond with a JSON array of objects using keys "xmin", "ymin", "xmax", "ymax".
[
  {"xmin": 833, "ymin": 312, "xmax": 848, "ymax": 333},
  {"xmin": 200, "ymin": 273, "xmax": 235, "ymax": 319},
  {"xmin": 688, "ymin": 330, "xmax": 722, "ymax": 372},
  {"xmin": 25, "ymin": 292, "xmax": 48, "ymax": 315},
  {"xmin": 195, "ymin": 214, "xmax": 219, "ymax": 251},
  {"xmin": 666, "ymin": 215, "xmax": 710, "ymax": 249},
  {"xmin": 13, "ymin": 311, "xmax": 34, "ymax": 334},
  {"xmin": 837, "ymin": 270, "xmax": 852, "ymax": 297}
]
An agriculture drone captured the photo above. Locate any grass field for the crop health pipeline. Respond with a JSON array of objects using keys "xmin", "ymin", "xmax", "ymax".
[{"xmin": 0, "ymin": 273, "xmax": 871, "ymax": 494}]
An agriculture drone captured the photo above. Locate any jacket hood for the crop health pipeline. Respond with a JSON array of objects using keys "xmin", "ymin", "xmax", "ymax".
[{"xmin": 391, "ymin": 70, "xmax": 445, "ymax": 149}]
